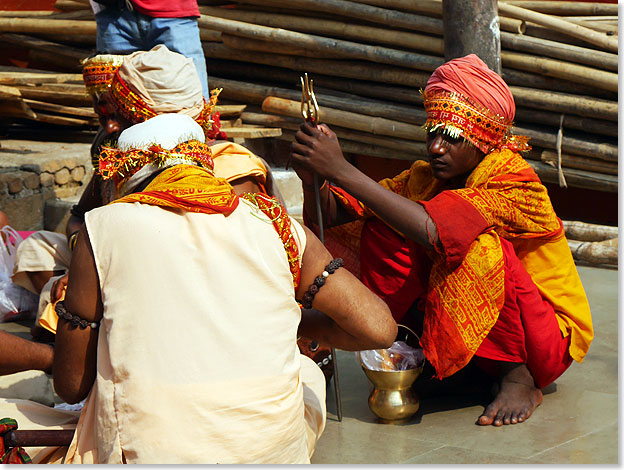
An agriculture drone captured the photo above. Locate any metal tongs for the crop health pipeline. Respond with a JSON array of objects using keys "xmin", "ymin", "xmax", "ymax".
[{"xmin": 300, "ymin": 73, "xmax": 343, "ymax": 422}]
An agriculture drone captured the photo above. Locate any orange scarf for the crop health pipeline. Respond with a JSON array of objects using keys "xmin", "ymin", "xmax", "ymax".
[{"xmin": 113, "ymin": 164, "xmax": 239, "ymax": 215}]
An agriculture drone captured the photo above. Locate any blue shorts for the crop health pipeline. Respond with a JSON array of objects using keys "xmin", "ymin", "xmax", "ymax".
[{"xmin": 95, "ymin": 7, "xmax": 209, "ymax": 100}]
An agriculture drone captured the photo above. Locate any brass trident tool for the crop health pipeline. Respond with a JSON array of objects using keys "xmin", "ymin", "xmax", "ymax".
[{"xmin": 300, "ymin": 73, "xmax": 343, "ymax": 422}]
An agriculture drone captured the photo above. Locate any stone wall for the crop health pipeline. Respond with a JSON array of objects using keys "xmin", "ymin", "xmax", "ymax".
[{"xmin": 0, "ymin": 140, "xmax": 92, "ymax": 231}]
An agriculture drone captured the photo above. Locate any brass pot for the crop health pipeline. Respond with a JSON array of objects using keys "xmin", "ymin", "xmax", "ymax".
[
  {"xmin": 361, "ymin": 324, "xmax": 424, "ymax": 424},
  {"xmin": 362, "ymin": 365, "xmax": 423, "ymax": 424}
]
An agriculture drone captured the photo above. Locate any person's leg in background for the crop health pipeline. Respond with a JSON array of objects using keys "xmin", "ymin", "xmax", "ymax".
[
  {"xmin": 94, "ymin": 7, "xmax": 143, "ymax": 54},
  {"xmin": 148, "ymin": 16, "xmax": 210, "ymax": 99}
]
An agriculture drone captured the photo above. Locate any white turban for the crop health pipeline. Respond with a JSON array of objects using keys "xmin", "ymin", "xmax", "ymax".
[{"xmin": 117, "ymin": 44, "xmax": 205, "ymax": 120}]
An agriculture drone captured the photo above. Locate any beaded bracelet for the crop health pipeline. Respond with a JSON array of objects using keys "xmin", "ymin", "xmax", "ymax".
[
  {"xmin": 301, "ymin": 258, "xmax": 344, "ymax": 309},
  {"xmin": 55, "ymin": 301, "xmax": 99, "ymax": 329}
]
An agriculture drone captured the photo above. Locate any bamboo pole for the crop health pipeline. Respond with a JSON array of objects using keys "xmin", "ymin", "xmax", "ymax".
[
  {"xmin": 527, "ymin": 160, "xmax": 617, "ymax": 193},
  {"xmin": 262, "ymin": 96, "xmax": 426, "ymax": 141},
  {"xmin": 503, "ymin": 1, "xmax": 617, "ymax": 16},
  {"xmin": 501, "ymin": 51, "xmax": 617, "ymax": 92},
  {"xmin": 202, "ymin": 43, "xmax": 431, "ymax": 87},
  {"xmin": 510, "ymin": 86, "xmax": 617, "ymax": 122},
  {"xmin": 541, "ymin": 150, "xmax": 617, "ymax": 176},
  {"xmin": 0, "ymin": 18, "xmax": 96, "ymax": 35},
  {"xmin": 562, "ymin": 17, "xmax": 617, "ymax": 35},
  {"xmin": 497, "ymin": 2, "xmax": 617, "ymax": 53},
  {"xmin": 514, "ymin": 107, "xmax": 617, "ymax": 138},
  {"xmin": 502, "ymin": 68, "xmax": 614, "ymax": 99},
  {"xmin": 220, "ymin": 34, "xmax": 344, "ymax": 59},
  {"xmin": 500, "ymin": 31, "xmax": 617, "ymax": 72},
  {"xmin": 568, "ymin": 239, "xmax": 617, "ymax": 267},
  {"xmin": 522, "ymin": 23, "xmax": 607, "ymax": 51},
  {"xmin": 562, "ymin": 220, "xmax": 618, "ymax": 242},
  {"xmin": 279, "ymin": 128, "xmax": 426, "ymax": 160},
  {"xmin": 516, "ymin": 125, "xmax": 617, "ymax": 162},
  {"xmin": 198, "ymin": 15, "xmax": 444, "ymax": 72},
  {"xmin": 235, "ymin": 0, "xmax": 443, "ymax": 35},
  {"xmin": 242, "ymin": 111, "xmax": 426, "ymax": 153},
  {"xmin": 210, "ymin": 70, "xmax": 423, "ymax": 108},
  {"xmin": 200, "ymin": 6, "xmax": 444, "ymax": 55}
]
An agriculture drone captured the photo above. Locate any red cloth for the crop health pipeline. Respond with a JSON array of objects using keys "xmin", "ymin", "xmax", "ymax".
[
  {"xmin": 0, "ymin": 418, "xmax": 31, "ymax": 464},
  {"xmin": 359, "ymin": 218, "xmax": 430, "ymax": 323},
  {"xmin": 475, "ymin": 238, "xmax": 572, "ymax": 388},
  {"xmin": 425, "ymin": 54, "xmax": 515, "ymax": 122},
  {"xmin": 131, "ymin": 0, "xmax": 199, "ymax": 18}
]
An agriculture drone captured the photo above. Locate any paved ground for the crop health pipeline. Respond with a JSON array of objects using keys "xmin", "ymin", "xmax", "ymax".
[{"xmin": 312, "ymin": 265, "xmax": 618, "ymax": 464}]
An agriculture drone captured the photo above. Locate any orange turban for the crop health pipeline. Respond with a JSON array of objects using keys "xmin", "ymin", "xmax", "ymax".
[{"xmin": 422, "ymin": 54, "xmax": 529, "ymax": 154}]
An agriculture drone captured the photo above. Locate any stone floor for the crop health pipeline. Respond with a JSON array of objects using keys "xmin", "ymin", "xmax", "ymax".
[{"xmin": 312, "ymin": 265, "xmax": 618, "ymax": 465}]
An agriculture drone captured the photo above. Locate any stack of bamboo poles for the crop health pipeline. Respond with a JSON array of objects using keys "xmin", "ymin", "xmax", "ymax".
[{"xmin": 0, "ymin": 0, "xmax": 617, "ymax": 192}]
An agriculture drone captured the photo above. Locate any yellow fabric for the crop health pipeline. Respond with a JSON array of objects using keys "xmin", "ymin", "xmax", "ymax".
[
  {"xmin": 39, "ymin": 289, "xmax": 63, "ymax": 334},
  {"xmin": 113, "ymin": 164, "xmax": 238, "ymax": 215},
  {"xmin": 211, "ymin": 141, "xmax": 267, "ymax": 184}
]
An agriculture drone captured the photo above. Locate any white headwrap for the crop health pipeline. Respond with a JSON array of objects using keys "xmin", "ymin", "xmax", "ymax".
[
  {"xmin": 117, "ymin": 44, "xmax": 205, "ymax": 120},
  {"xmin": 118, "ymin": 113, "xmax": 205, "ymax": 195}
]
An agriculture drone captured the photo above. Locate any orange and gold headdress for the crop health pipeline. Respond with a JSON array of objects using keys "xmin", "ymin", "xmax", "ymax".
[
  {"xmin": 81, "ymin": 54, "xmax": 125, "ymax": 97},
  {"xmin": 422, "ymin": 54, "xmax": 530, "ymax": 154}
]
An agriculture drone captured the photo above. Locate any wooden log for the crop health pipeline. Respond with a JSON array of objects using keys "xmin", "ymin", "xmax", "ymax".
[
  {"xmin": 25, "ymin": 111, "xmax": 95, "ymax": 126},
  {"xmin": 200, "ymin": 6, "xmax": 444, "ymax": 55},
  {"xmin": 198, "ymin": 15, "xmax": 444, "ymax": 72},
  {"xmin": 200, "ymin": 28, "xmax": 222, "ymax": 42},
  {"xmin": 262, "ymin": 96, "xmax": 426, "ymax": 141},
  {"xmin": 15, "ymin": 86, "xmax": 91, "ymax": 107},
  {"xmin": 0, "ymin": 11, "xmax": 56, "ymax": 17},
  {"xmin": 509, "ymin": 86, "xmax": 617, "ymax": 122},
  {"xmin": 541, "ymin": 150, "xmax": 617, "ymax": 176},
  {"xmin": 500, "ymin": 31, "xmax": 617, "ymax": 72},
  {"xmin": 497, "ymin": 2, "xmax": 617, "ymax": 53},
  {"xmin": 562, "ymin": 220, "xmax": 618, "ymax": 242},
  {"xmin": 34, "ymin": 33, "xmax": 96, "ymax": 46},
  {"xmin": 503, "ymin": 1, "xmax": 617, "ymax": 16},
  {"xmin": 0, "ymin": 84, "xmax": 21, "ymax": 100},
  {"xmin": 0, "ymin": 18, "xmax": 96, "ymax": 35},
  {"xmin": 202, "ymin": 43, "xmax": 431, "ymax": 87},
  {"xmin": 215, "ymin": 104, "xmax": 247, "ymax": 117},
  {"xmin": 242, "ymin": 111, "xmax": 426, "ymax": 154},
  {"xmin": 568, "ymin": 239, "xmax": 617, "ymax": 266},
  {"xmin": 220, "ymin": 126, "xmax": 282, "ymax": 138},
  {"xmin": 516, "ymin": 125, "xmax": 617, "ymax": 162},
  {"xmin": 0, "ymin": 98, "xmax": 37, "ymax": 119},
  {"xmin": 501, "ymin": 51, "xmax": 617, "ymax": 92},
  {"xmin": 0, "ymin": 33, "xmax": 87, "ymax": 72},
  {"xmin": 0, "ymin": 71, "xmax": 83, "ymax": 85},
  {"xmin": 23, "ymin": 98, "xmax": 96, "ymax": 118},
  {"xmin": 527, "ymin": 160, "xmax": 617, "ymax": 193},
  {"xmin": 54, "ymin": 0, "xmax": 90, "ymax": 11},
  {"xmin": 234, "ymin": 0, "xmax": 444, "ymax": 35},
  {"xmin": 515, "ymin": 107, "xmax": 617, "ymax": 138}
]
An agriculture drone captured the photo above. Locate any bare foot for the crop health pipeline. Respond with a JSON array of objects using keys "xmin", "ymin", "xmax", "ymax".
[{"xmin": 477, "ymin": 363, "xmax": 543, "ymax": 426}]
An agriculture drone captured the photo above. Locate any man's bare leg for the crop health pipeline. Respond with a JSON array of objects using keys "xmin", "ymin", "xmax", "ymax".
[
  {"xmin": 477, "ymin": 362, "xmax": 543, "ymax": 426},
  {"xmin": 0, "ymin": 331, "xmax": 53, "ymax": 375}
]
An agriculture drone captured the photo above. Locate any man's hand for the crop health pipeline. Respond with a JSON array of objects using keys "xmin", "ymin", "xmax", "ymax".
[
  {"xmin": 290, "ymin": 122, "xmax": 350, "ymax": 184},
  {"xmin": 51, "ymin": 273, "xmax": 69, "ymax": 303}
]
